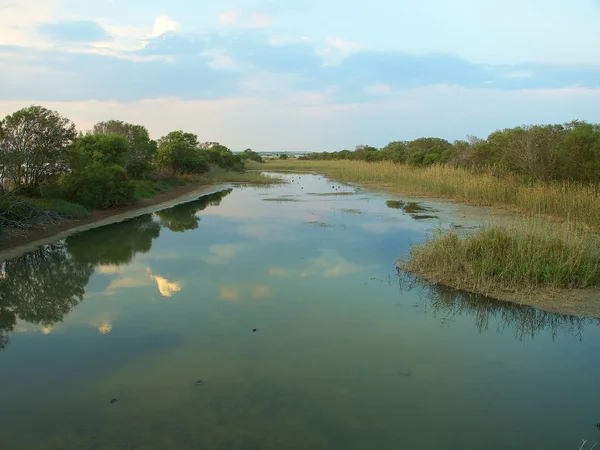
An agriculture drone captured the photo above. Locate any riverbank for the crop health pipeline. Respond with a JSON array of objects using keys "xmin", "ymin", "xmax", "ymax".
[
  {"xmin": 255, "ymin": 160, "xmax": 600, "ymax": 318},
  {"xmin": 0, "ymin": 170, "xmax": 280, "ymax": 261},
  {"xmin": 256, "ymin": 160, "xmax": 600, "ymax": 232}
]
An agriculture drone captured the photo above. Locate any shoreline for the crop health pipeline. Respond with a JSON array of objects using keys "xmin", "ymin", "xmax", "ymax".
[
  {"xmin": 0, "ymin": 182, "xmax": 232, "ymax": 262},
  {"xmin": 403, "ymin": 269, "xmax": 600, "ymax": 319},
  {"xmin": 257, "ymin": 163, "xmax": 600, "ymax": 318}
]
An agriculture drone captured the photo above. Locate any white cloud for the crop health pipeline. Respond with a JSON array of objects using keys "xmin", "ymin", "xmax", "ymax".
[
  {"xmin": 149, "ymin": 15, "xmax": 180, "ymax": 38},
  {"xmin": 317, "ymin": 37, "xmax": 364, "ymax": 66},
  {"xmin": 217, "ymin": 10, "xmax": 272, "ymax": 29},
  {"xmin": 0, "ymin": 0, "xmax": 60, "ymax": 48}
]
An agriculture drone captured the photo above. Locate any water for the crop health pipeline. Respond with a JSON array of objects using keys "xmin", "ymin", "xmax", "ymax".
[{"xmin": 1, "ymin": 173, "xmax": 599, "ymax": 450}]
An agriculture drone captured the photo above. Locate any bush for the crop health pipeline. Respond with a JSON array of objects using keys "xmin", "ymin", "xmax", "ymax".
[
  {"xmin": 61, "ymin": 163, "xmax": 135, "ymax": 209},
  {"xmin": 59, "ymin": 134, "xmax": 136, "ymax": 208}
]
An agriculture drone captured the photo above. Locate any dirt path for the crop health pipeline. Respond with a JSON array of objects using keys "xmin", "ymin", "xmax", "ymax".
[{"xmin": 0, "ymin": 183, "xmax": 232, "ymax": 261}]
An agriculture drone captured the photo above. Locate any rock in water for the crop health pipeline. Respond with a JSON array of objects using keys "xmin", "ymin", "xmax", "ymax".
[{"xmin": 110, "ymin": 398, "xmax": 119, "ymax": 404}]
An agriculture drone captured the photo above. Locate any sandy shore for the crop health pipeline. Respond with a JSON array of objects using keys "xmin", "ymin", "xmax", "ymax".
[{"xmin": 0, "ymin": 183, "xmax": 232, "ymax": 261}]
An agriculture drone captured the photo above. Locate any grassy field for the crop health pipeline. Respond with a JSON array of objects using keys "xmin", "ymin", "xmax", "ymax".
[{"xmin": 256, "ymin": 160, "xmax": 600, "ymax": 232}]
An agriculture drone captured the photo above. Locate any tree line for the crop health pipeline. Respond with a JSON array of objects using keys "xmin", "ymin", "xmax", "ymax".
[
  {"xmin": 300, "ymin": 120, "xmax": 600, "ymax": 183},
  {"xmin": 0, "ymin": 105, "xmax": 262, "ymax": 210}
]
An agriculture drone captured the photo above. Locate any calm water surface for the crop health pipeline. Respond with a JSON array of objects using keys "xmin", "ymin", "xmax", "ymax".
[{"xmin": 1, "ymin": 173, "xmax": 599, "ymax": 450}]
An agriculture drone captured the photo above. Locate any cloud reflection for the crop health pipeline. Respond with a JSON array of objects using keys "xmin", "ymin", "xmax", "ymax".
[
  {"xmin": 219, "ymin": 284, "xmax": 273, "ymax": 302},
  {"xmin": 269, "ymin": 249, "xmax": 363, "ymax": 279}
]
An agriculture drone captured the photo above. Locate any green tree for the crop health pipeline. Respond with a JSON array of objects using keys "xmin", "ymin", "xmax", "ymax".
[
  {"xmin": 92, "ymin": 120, "xmax": 157, "ymax": 178},
  {"xmin": 279, "ymin": 153, "xmax": 289, "ymax": 160},
  {"xmin": 156, "ymin": 131, "xmax": 209, "ymax": 174},
  {"xmin": 0, "ymin": 105, "xmax": 77, "ymax": 193},
  {"xmin": 242, "ymin": 148, "xmax": 263, "ymax": 163},
  {"xmin": 557, "ymin": 121, "xmax": 600, "ymax": 183},
  {"xmin": 201, "ymin": 143, "xmax": 245, "ymax": 171},
  {"xmin": 61, "ymin": 134, "xmax": 135, "ymax": 208},
  {"xmin": 379, "ymin": 141, "xmax": 407, "ymax": 163}
]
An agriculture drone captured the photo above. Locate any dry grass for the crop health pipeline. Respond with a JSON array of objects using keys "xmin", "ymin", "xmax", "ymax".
[
  {"xmin": 399, "ymin": 221, "xmax": 600, "ymax": 296},
  {"xmin": 258, "ymin": 160, "xmax": 600, "ymax": 232}
]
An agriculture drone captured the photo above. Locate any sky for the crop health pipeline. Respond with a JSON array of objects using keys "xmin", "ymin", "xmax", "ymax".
[{"xmin": 1, "ymin": 0, "xmax": 599, "ymax": 151}]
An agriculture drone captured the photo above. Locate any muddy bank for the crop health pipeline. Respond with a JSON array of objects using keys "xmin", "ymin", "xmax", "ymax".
[
  {"xmin": 0, "ymin": 183, "xmax": 232, "ymax": 261},
  {"xmin": 401, "ymin": 269, "xmax": 600, "ymax": 319}
]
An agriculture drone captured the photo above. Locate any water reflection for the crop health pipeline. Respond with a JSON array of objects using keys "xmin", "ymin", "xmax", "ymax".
[
  {"xmin": 0, "ymin": 243, "xmax": 94, "ymax": 350},
  {"xmin": 0, "ymin": 189, "xmax": 232, "ymax": 350},
  {"xmin": 398, "ymin": 274, "xmax": 592, "ymax": 342},
  {"xmin": 156, "ymin": 189, "xmax": 232, "ymax": 232}
]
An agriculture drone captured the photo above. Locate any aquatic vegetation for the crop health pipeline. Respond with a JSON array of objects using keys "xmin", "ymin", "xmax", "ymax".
[
  {"xmin": 411, "ymin": 214, "xmax": 439, "ymax": 220},
  {"xmin": 386, "ymin": 200, "xmax": 404, "ymax": 209},
  {"xmin": 400, "ymin": 220, "xmax": 600, "ymax": 294}
]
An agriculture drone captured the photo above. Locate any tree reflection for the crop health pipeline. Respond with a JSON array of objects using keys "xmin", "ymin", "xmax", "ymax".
[
  {"xmin": 156, "ymin": 189, "xmax": 232, "ymax": 232},
  {"xmin": 66, "ymin": 215, "xmax": 161, "ymax": 265},
  {"xmin": 0, "ymin": 190, "xmax": 234, "ymax": 350},
  {"xmin": 397, "ymin": 274, "xmax": 592, "ymax": 342},
  {"xmin": 0, "ymin": 244, "xmax": 94, "ymax": 350}
]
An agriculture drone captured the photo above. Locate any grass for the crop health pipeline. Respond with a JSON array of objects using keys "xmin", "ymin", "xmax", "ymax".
[
  {"xmin": 132, "ymin": 168, "xmax": 279, "ymax": 201},
  {"xmin": 132, "ymin": 177, "xmax": 189, "ymax": 200},
  {"xmin": 399, "ymin": 220, "xmax": 600, "ymax": 295},
  {"xmin": 197, "ymin": 168, "xmax": 283, "ymax": 185},
  {"xmin": 0, "ymin": 196, "xmax": 89, "ymax": 220},
  {"xmin": 257, "ymin": 160, "xmax": 600, "ymax": 232}
]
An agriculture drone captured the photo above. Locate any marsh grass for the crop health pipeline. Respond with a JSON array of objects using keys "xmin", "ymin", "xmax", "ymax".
[
  {"xmin": 260, "ymin": 160, "xmax": 600, "ymax": 232},
  {"xmin": 400, "ymin": 220, "xmax": 600, "ymax": 295},
  {"xmin": 198, "ymin": 168, "xmax": 283, "ymax": 185}
]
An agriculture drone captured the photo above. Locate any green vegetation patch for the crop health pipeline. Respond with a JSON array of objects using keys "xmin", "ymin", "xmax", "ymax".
[
  {"xmin": 0, "ymin": 196, "xmax": 89, "ymax": 228},
  {"xmin": 386, "ymin": 200, "xmax": 404, "ymax": 209},
  {"xmin": 400, "ymin": 221, "xmax": 600, "ymax": 294},
  {"xmin": 411, "ymin": 214, "xmax": 439, "ymax": 220}
]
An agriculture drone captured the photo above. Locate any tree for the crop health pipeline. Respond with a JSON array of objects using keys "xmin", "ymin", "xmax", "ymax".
[
  {"xmin": 61, "ymin": 133, "xmax": 135, "ymax": 208},
  {"xmin": 0, "ymin": 106, "xmax": 77, "ymax": 193},
  {"xmin": 92, "ymin": 120, "xmax": 157, "ymax": 178},
  {"xmin": 557, "ymin": 121, "xmax": 600, "ymax": 183},
  {"xmin": 379, "ymin": 141, "xmax": 407, "ymax": 163},
  {"xmin": 279, "ymin": 153, "xmax": 289, "ymax": 160},
  {"xmin": 242, "ymin": 148, "xmax": 263, "ymax": 163},
  {"xmin": 156, "ymin": 131, "xmax": 209, "ymax": 174},
  {"xmin": 202, "ymin": 143, "xmax": 245, "ymax": 171}
]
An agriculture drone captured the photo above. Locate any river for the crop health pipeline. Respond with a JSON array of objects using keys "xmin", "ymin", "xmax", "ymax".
[{"xmin": 1, "ymin": 173, "xmax": 599, "ymax": 450}]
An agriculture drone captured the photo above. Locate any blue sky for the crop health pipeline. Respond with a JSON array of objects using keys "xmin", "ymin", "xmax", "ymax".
[{"xmin": 1, "ymin": 0, "xmax": 599, "ymax": 151}]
